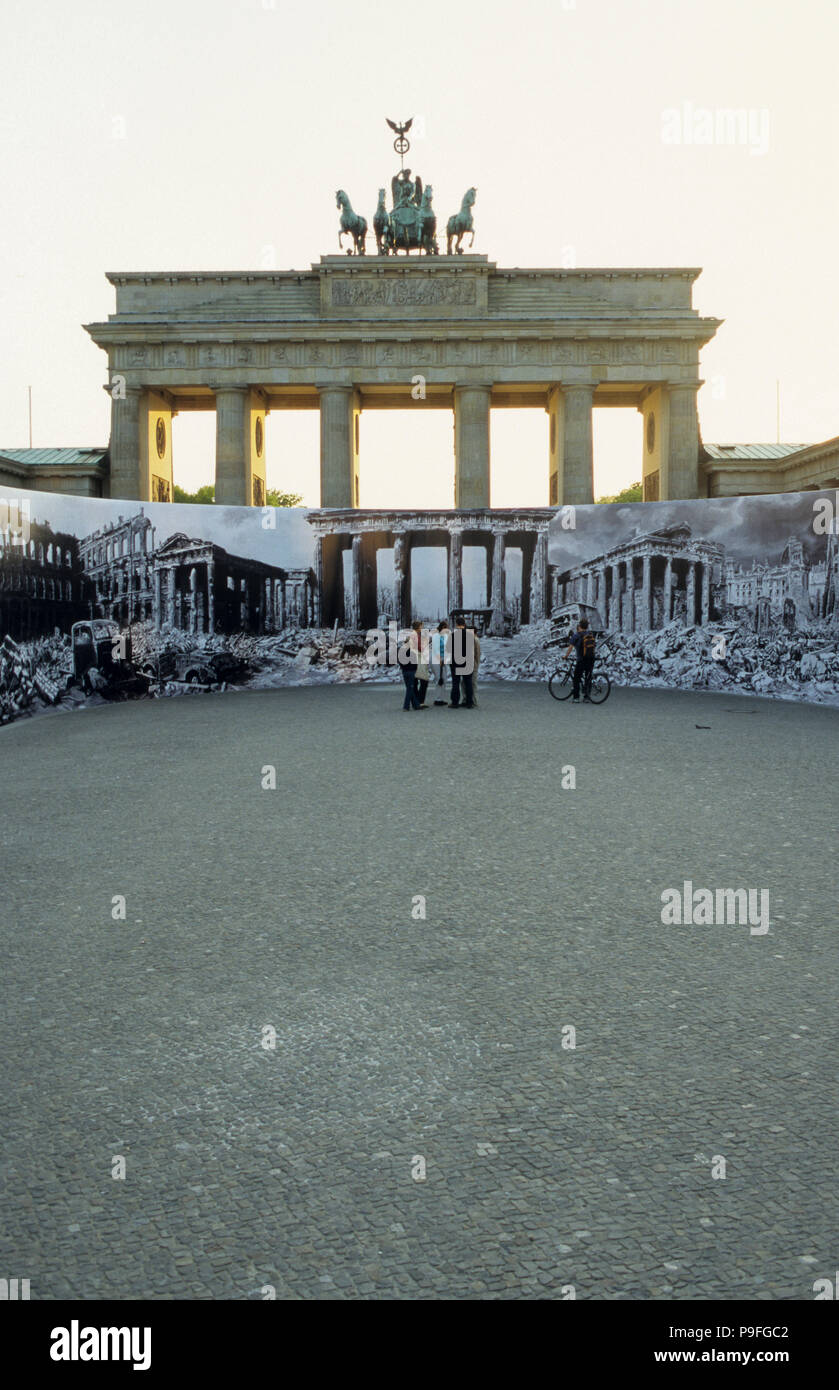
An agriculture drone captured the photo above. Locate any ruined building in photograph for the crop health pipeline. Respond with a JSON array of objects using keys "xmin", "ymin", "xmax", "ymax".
[
  {"xmin": 308, "ymin": 507, "xmax": 552, "ymax": 634},
  {"xmin": 0, "ymin": 520, "xmax": 86, "ymax": 640},
  {"xmin": 151, "ymin": 532, "xmax": 316, "ymax": 635},
  {"xmin": 552, "ymin": 522, "xmax": 839, "ymax": 634},
  {"xmin": 724, "ymin": 534, "xmax": 837, "ymax": 629},
  {"xmin": 551, "ymin": 522, "xmax": 724, "ymax": 631},
  {"xmin": 5, "ymin": 507, "xmax": 318, "ymax": 640},
  {"xmin": 79, "ymin": 510, "xmax": 156, "ymax": 625}
]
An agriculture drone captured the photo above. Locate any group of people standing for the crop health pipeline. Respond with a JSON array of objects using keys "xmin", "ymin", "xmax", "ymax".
[{"xmin": 398, "ymin": 618, "xmax": 481, "ymax": 711}]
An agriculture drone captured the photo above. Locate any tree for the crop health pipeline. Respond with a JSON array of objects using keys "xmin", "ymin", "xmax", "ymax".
[
  {"xmin": 595, "ymin": 480, "xmax": 643, "ymax": 504},
  {"xmin": 173, "ymin": 483, "xmax": 215, "ymax": 504},
  {"xmin": 172, "ymin": 484, "xmax": 304, "ymax": 507},
  {"xmin": 266, "ymin": 487, "xmax": 303, "ymax": 508}
]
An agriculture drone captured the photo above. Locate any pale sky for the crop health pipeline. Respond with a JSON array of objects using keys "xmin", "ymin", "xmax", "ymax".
[{"xmin": 1, "ymin": 0, "xmax": 837, "ymax": 507}]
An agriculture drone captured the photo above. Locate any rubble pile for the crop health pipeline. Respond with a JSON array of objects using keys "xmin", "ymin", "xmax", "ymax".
[
  {"xmin": 128, "ymin": 622, "xmax": 398, "ymax": 690},
  {"xmin": 247, "ymin": 628, "xmax": 398, "ymax": 687},
  {"xmin": 29, "ymin": 632, "xmax": 73, "ymax": 688},
  {"xmin": 594, "ymin": 620, "xmax": 839, "ymax": 702},
  {"xmin": 4, "ymin": 614, "xmax": 837, "ymax": 726},
  {"xmin": 478, "ymin": 623, "xmax": 559, "ymax": 682},
  {"xmin": 0, "ymin": 632, "xmax": 77, "ymax": 724},
  {"xmin": 0, "ymin": 635, "xmax": 38, "ymax": 724},
  {"xmin": 474, "ymin": 619, "xmax": 839, "ymax": 705}
]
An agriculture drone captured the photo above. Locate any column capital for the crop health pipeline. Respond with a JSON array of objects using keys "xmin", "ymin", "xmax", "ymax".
[
  {"xmin": 103, "ymin": 382, "xmax": 144, "ymax": 399},
  {"xmin": 453, "ymin": 381, "xmax": 493, "ymax": 394},
  {"xmin": 316, "ymin": 381, "xmax": 354, "ymax": 395},
  {"xmin": 209, "ymin": 382, "xmax": 250, "ymax": 397}
]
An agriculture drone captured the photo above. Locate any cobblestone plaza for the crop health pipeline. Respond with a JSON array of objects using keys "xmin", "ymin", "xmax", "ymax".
[{"xmin": 1, "ymin": 685, "xmax": 836, "ymax": 1300}]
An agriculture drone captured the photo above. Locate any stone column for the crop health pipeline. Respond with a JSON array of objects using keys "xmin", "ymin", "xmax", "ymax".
[
  {"xmin": 686, "ymin": 561, "xmax": 697, "ymax": 626},
  {"xmin": 561, "ymin": 386, "xmax": 595, "ymax": 506},
  {"xmin": 108, "ymin": 386, "xmax": 145, "ymax": 500},
  {"xmin": 610, "ymin": 562, "xmax": 621, "ymax": 629},
  {"xmin": 448, "ymin": 528, "xmax": 463, "ymax": 615},
  {"xmin": 639, "ymin": 553, "xmax": 651, "ymax": 632},
  {"xmin": 625, "ymin": 558, "xmax": 636, "ymax": 633},
  {"xmin": 663, "ymin": 556, "xmax": 673, "ymax": 624},
  {"xmin": 665, "ymin": 383, "xmax": 701, "ymax": 500},
  {"xmin": 214, "ymin": 386, "xmax": 250, "ymax": 506},
  {"xmin": 454, "ymin": 384, "xmax": 491, "ymax": 508},
  {"xmin": 207, "ymin": 562, "xmax": 215, "ymax": 633},
  {"xmin": 313, "ymin": 537, "xmax": 324, "ymax": 628},
  {"xmin": 319, "ymin": 385, "xmax": 358, "ymax": 508},
  {"xmin": 529, "ymin": 530, "xmax": 548, "ymax": 622},
  {"xmin": 349, "ymin": 534, "xmax": 362, "ymax": 628},
  {"xmin": 700, "ymin": 562, "xmax": 710, "ymax": 625},
  {"xmin": 393, "ymin": 532, "xmax": 411, "ymax": 628},
  {"xmin": 165, "ymin": 568, "xmax": 175, "ymax": 627},
  {"xmin": 489, "ymin": 529, "xmax": 506, "ymax": 635}
]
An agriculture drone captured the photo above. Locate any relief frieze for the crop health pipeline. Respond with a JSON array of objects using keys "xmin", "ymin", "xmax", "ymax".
[{"xmin": 330, "ymin": 276, "xmax": 477, "ymax": 308}]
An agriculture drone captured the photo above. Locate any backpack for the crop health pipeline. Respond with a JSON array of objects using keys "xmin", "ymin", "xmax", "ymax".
[{"xmin": 582, "ymin": 632, "xmax": 596, "ymax": 657}]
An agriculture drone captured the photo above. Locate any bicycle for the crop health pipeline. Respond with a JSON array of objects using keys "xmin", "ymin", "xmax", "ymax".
[{"xmin": 548, "ymin": 657, "xmax": 611, "ymax": 704}]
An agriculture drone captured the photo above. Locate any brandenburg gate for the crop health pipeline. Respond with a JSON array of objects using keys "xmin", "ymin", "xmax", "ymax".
[
  {"xmin": 85, "ymin": 256, "xmax": 720, "ymax": 509},
  {"xmin": 85, "ymin": 117, "xmax": 720, "ymax": 508}
]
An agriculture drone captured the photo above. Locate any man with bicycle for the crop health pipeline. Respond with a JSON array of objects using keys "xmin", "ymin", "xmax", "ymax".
[{"xmin": 565, "ymin": 618, "xmax": 596, "ymax": 703}]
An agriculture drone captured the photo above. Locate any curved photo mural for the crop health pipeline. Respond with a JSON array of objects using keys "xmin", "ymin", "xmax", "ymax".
[{"xmin": 0, "ymin": 485, "xmax": 837, "ymax": 727}]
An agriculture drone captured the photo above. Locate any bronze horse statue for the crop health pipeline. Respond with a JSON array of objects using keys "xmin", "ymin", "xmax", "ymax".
[
  {"xmin": 336, "ymin": 190, "xmax": 367, "ymax": 255},
  {"xmin": 446, "ymin": 187, "xmax": 476, "ymax": 254},
  {"xmin": 417, "ymin": 185, "xmax": 438, "ymax": 255},
  {"xmin": 373, "ymin": 188, "xmax": 391, "ymax": 255}
]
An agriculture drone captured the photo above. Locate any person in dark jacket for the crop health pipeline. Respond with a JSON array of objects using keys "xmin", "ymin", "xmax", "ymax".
[
  {"xmin": 449, "ymin": 618, "xmax": 476, "ymax": 709},
  {"xmin": 565, "ymin": 619, "xmax": 596, "ymax": 702}
]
